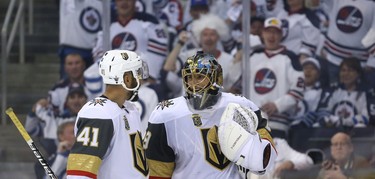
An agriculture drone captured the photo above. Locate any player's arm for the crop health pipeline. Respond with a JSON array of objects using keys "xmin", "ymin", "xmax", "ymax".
[
  {"xmin": 144, "ymin": 122, "xmax": 175, "ymax": 179},
  {"xmin": 66, "ymin": 117, "xmax": 114, "ymax": 179},
  {"xmin": 218, "ymin": 103, "xmax": 277, "ymax": 175}
]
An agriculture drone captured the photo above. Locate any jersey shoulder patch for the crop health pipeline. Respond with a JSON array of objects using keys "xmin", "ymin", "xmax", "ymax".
[{"xmin": 149, "ymin": 97, "xmax": 188, "ymax": 124}]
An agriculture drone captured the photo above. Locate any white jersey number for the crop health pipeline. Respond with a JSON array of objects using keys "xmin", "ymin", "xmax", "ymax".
[{"xmin": 76, "ymin": 127, "xmax": 99, "ymax": 147}]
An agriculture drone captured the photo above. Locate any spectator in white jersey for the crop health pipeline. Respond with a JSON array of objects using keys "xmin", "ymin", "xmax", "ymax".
[
  {"xmin": 66, "ymin": 50, "xmax": 150, "ymax": 178},
  {"xmin": 321, "ymin": 0, "xmax": 375, "ymax": 86},
  {"xmin": 276, "ymin": 0, "xmax": 321, "ymax": 63},
  {"xmin": 291, "ymin": 57, "xmax": 332, "ymax": 127},
  {"xmin": 25, "ymin": 83, "xmax": 88, "ymax": 156},
  {"xmin": 246, "ymin": 17, "xmax": 305, "ymax": 139},
  {"xmin": 152, "ymin": 0, "xmax": 184, "ymax": 51},
  {"xmin": 49, "ymin": 53, "xmax": 87, "ymax": 116},
  {"xmin": 92, "ymin": 0, "xmax": 168, "ymax": 81},
  {"xmin": 162, "ymin": 13, "xmax": 240, "ymax": 99},
  {"xmin": 145, "ymin": 51, "xmax": 276, "ymax": 179},
  {"xmin": 316, "ymin": 58, "xmax": 374, "ymax": 128},
  {"xmin": 179, "ymin": 0, "xmax": 210, "ymax": 52},
  {"xmin": 58, "ymin": 0, "xmax": 102, "ymax": 78}
]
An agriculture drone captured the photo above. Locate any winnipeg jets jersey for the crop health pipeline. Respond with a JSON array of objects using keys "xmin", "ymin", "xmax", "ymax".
[
  {"xmin": 94, "ymin": 12, "xmax": 168, "ymax": 79},
  {"xmin": 277, "ymin": 8, "xmax": 321, "ymax": 56},
  {"xmin": 67, "ymin": 97, "xmax": 148, "ymax": 179},
  {"xmin": 324, "ymin": 87, "xmax": 369, "ymax": 126},
  {"xmin": 248, "ymin": 47, "xmax": 304, "ymax": 131},
  {"xmin": 145, "ymin": 93, "xmax": 275, "ymax": 179},
  {"xmin": 60, "ymin": 0, "xmax": 102, "ymax": 49},
  {"xmin": 322, "ymin": 0, "xmax": 375, "ymax": 66}
]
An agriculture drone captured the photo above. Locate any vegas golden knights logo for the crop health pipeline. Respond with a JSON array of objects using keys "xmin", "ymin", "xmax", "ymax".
[
  {"xmin": 201, "ymin": 126, "xmax": 230, "ymax": 170},
  {"xmin": 192, "ymin": 114, "xmax": 202, "ymax": 127},
  {"xmin": 129, "ymin": 131, "xmax": 149, "ymax": 176},
  {"xmin": 121, "ymin": 52, "xmax": 129, "ymax": 60}
]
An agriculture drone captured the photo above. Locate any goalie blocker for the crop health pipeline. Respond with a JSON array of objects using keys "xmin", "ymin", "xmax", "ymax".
[{"xmin": 218, "ymin": 103, "xmax": 277, "ymax": 176}]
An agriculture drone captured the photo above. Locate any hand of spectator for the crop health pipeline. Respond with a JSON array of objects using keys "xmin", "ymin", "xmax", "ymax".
[
  {"xmin": 226, "ymin": 1, "xmax": 243, "ymax": 23},
  {"xmin": 32, "ymin": 98, "xmax": 48, "ymax": 113},
  {"xmin": 320, "ymin": 115, "xmax": 340, "ymax": 127},
  {"xmin": 57, "ymin": 140, "xmax": 73, "ymax": 153},
  {"xmin": 233, "ymin": 49, "xmax": 243, "ymax": 63},
  {"xmin": 261, "ymin": 102, "xmax": 278, "ymax": 116},
  {"xmin": 178, "ymin": 31, "xmax": 190, "ymax": 45},
  {"xmin": 322, "ymin": 164, "xmax": 347, "ymax": 179},
  {"xmin": 273, "ymin": 160, "xmax": 294, "ymax": 178}
]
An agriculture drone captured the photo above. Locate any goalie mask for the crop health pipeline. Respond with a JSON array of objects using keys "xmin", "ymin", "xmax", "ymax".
[
  {"xmin": 181, "ymin": 51, "xmax": 223, "ymax": 110},
  {"xmin": 99, "ymin": 50, "xmax": 149, "ymax": 99}
]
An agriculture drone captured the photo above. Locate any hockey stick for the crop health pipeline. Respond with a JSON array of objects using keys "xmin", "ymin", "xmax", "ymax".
[{"xmin": 5, "ymin": 108, "xmax": 58, "ymax": 179}]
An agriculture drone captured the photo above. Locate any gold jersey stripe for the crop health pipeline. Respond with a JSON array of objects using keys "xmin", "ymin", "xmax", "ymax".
[
  {"xmin": 67, "ymin": 153, "xmax": 102, "ymax": 175},
  {"xmin": 257, "ymin": 128, "xmax": 275, "ymax": 147},
  {"xmin": 147, "ymin": 159, "xmax": 175, "ymax": 177}
]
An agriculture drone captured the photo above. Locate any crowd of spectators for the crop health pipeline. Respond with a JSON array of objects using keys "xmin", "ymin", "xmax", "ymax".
[{"xmin": 24, "ymin": 0, "xmax": 375, "ymax": 178}]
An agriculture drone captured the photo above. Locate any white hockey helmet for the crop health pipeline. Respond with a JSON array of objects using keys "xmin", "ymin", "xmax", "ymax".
[{"xmin": 99, "ymin": 50, "xmax": 149, "ymax": 91}]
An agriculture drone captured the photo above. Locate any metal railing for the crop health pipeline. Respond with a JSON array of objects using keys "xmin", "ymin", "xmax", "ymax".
[{"xmin": 1, "ymin": 0, "xmax": 34, "ymax": 125}]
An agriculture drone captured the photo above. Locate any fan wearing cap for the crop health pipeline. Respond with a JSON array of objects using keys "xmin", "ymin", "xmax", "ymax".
[
  {"xmin": 290, "ymin": 57, "xmax": 333, "ymax": 127},
  {"xmin": 24, "ymin": 83, "xmax": 88, "ymax": 159},
  {"xmin": 246, "ymin": 17, "xmax": 305, "ymax": 139},
  {"xmin": 67, "ymin": 50, "xmax": 150, "ymax": 178}
]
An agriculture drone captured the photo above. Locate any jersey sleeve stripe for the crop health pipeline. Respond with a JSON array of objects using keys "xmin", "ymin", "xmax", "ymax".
[
  {"xmin": 148, "ymin": 159, "xmax": 175, "ymax": 178},
  {"xmin": 67, "ymin": 153, "xmax": 102, "ymax": 176},
  {"xmin": 66, "ymin": 170, "xmax": 97, "ymax": 179},
  {"xmin": 256, "ymin": 128, "xmax": 276, "ymax": 151},
  {"xmin": 149, "ymin": 39, "xmax": 168, "ymax": 47}
]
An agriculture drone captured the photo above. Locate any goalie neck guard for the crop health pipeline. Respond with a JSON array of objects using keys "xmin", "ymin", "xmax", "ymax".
[{"xmin": 181, "ymin": 51, "xmax": 223, "ymax": 110}]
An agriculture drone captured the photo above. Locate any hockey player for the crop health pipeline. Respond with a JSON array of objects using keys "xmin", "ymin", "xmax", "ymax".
[
  {"xmin": 66, "ymin": 50, "xmax": 149, "ymax": 178},
  {"xmin": 163, "ymin": 13, "xmax": 240, "ymax": 99},
  {"xmin": 145, "ymin": 51, "xmax": 276, "ymax": 179}
]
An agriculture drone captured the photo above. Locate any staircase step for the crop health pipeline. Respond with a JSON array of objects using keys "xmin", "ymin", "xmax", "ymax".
[{"xmin": 0, "ymin": 162, "xmax": 36, "ymax": 179}]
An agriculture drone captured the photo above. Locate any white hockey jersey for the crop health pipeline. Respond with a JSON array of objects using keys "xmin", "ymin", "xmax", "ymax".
[
  {"xmin": 248, "ymin": 47, "xmax": 305, "ymax": 131},
  {"xmin": 67, "ymin": 96, "xmax": 148, "ymax": 178},
  {"xmin": 322, "ymin": 0, "xmax": 375, "ymax": 67},
  {"xmin": 59, "ymin": 0, "xmax": 102, "ymax": 49},
  {"xmin": 93, "ymin": 12, "xmax": 168, "ymax": 79},
  {"xmin": 324, "ymin": 87, "xmax": 370, "ymax": 127},
  {"xmin": 277, "ymin": 8, "xmax": 321, "ymax": 56},
  {"xmin": 145, "ymin": 93, "xmax": 276, "ymax": 179}
]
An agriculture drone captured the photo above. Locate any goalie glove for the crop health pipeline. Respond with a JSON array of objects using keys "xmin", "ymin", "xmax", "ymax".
[{"xmin": 218, "ymin": 103, "xmax": 276, "ymax": 173}]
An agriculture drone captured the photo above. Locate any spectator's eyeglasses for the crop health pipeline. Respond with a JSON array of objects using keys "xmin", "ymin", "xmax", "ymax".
[{"xmin": 331, "ymin": 142, "xmax": 350, "ymax": 148}]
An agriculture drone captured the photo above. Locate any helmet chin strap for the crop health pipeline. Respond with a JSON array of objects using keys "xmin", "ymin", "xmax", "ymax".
[
  {"xmin": 121, "ymin": 78, "xmax": 140, "ymax": 102},
  {"xmin": 128, "ymin": 90, "xmax": 139, "ymax": 102}
]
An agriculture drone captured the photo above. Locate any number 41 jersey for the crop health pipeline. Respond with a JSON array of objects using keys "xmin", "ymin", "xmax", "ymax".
[{"xmin": 67, "ymin": 96, "xmax": 148, "ymax": 179}]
